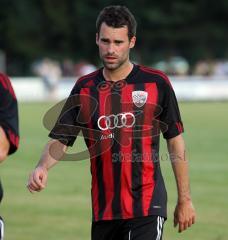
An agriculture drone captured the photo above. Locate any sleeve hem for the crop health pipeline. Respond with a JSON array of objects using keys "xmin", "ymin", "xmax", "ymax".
[
  {"xmin": 163, "ymin": 130, "xmax": 184, "ymax": 140},
  {"xmin": 48, "ymin": 133, "xmax": 75, "ymax": 147}
]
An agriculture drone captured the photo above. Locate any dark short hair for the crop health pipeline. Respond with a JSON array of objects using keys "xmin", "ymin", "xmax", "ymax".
[{"xmin": 96, "ymin": 5, "xmax": 137, "ymax": 40}]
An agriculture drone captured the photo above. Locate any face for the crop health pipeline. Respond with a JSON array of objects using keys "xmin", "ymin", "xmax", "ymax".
[{"xmin": 96, "ymin": 22, "xmax": 136, "ymax": 71}]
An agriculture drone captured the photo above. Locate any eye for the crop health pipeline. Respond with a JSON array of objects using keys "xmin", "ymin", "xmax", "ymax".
[
  {"xmin": 101, "ymin": 38, "xmax": 109, "ymax": 44},
  {"xmin": 115, "ymin": 41, "xmax": 123, "ymax": 45}
]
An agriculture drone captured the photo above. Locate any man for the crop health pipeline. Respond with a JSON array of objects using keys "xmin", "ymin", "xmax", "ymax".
[
  {"xmin": 27, "ymin": 5, "xmax": 196, "ymax": 240},
  {"xmin": 0, "ymin": 73, "xmax": 19, "ymax": 240}
]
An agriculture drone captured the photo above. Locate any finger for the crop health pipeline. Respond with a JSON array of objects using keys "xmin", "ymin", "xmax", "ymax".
[
  {"xmin": 38, "ymin": 174, "xmax": 46, "ymax": 188},
  {"xmin": 27, "ymin": 183, "xmax": 38, "ymax": 193},
  {"xmin": 41, "ymin": 173, "xmax": 48, "ymax": 188},
  {"xmin": 179, "ymin": 222, "xmax": 184, "ymax": 233},
  {"xmin": 27, "ymin": 176, "xmax": 43, "ymax": 191},
  {"xmin": 27, "ymin": 186, "xmax": 35, "ymax": 193},
  {"xmin": 188, "ymin": 216, "xmax": 195, "ymax": 227},
  {"xmin": 183, "ymin": 221, "xmax": 189, "ymax": 231},
  {"xmin": 33, "ymin": 173, "xmax": 45, "ymax": 189},
  {"xmin": 174, "ymin": 210, "xmax": 178, "ymax": 227},
  {"xmin": 27, "ymin": 182, "xmax": 40, "ymax": 192},
  {"xmin": 179, "ymin": 221, "xmax": 188, "ymax": 233},
  {"xmin": 28, "ymin": 174, "xmax": 42, "ymax": 189},
  {"xmin": 188, "ymin": 219, "xmax": 192, "ymax": 228},
  {"xmin": 174, "ymin": 217, "xmax": 178, "ymax": 227},
  {"xmin": 28, "ymin": 172, "xmax": 39, "ymax": 187},
  {"xmin": 29, "ymin": 178, "xmax": 40, "ymax": 190}
]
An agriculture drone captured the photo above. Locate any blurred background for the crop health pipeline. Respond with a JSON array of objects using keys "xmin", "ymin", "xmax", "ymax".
[
  {"xmin": 1, "ymin": 0, "xmax": 228, "ymax": 77},
  {"xmin": 1, "ymin": 0, "xmax": 228, "ymax": 101},
  {"xmin": 0, "ymin": 0, "xmax": 228, "ymax": 240}
]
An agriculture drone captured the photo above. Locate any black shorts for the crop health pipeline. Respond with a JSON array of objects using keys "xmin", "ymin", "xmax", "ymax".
[{"xmin": 92, "ymin": 215, "xmax": 165, "ymax": 240}]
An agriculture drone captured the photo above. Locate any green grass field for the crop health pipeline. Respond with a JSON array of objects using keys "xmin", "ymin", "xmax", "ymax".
[{"xmin": 1, "ymin": 102, "xmax": 228, "ymax": 240}]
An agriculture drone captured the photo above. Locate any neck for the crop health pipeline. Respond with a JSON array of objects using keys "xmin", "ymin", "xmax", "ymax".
[{"xmin": 103, "ymin": 61, "xmax": 133, "ymax": 81}]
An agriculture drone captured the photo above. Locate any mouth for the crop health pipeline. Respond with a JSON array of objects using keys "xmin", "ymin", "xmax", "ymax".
[{"xmin": 105, "ymin": 56, "xmax": 117, "ymax": 61}]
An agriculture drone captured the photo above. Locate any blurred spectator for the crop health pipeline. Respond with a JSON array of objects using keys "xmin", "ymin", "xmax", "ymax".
[
  {"xmin": 74, "ymin": 60, "xmax": 97, "ymax": 77},
  {"xmin": 168, "ymin": 56, "xmax": 189, "ymax": 75},
  {"xmin": 32, "ymin": 58, "xmax": 62, "ymax": 100},
  {"xmin": 193, "ymin": 59, "xmax": 215, "ymax": 76},
  {"xmin": 153, "ymin": 60, "xmax": 167, "ymax": 73},
  {"xmin": 213, "ymin": 60, "xmax": 228, "ymax": 76},
  {"xmin": 153, "ymin": 56, "xmax": 189, "ymax": 75},
  {"xmin": 62, "ymin": 58, "xmax": 75, "ymax": 76}
]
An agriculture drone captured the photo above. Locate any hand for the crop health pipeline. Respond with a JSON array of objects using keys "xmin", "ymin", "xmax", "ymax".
[
  {"xmin": 174, "ymin": 200, "xmax": 196, "ymax": 233},
  {"xmin": 27, "ymin": 166, "xmax": 48, "ymax": 193}
]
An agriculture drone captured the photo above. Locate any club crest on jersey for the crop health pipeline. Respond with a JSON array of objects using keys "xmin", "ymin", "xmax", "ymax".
[{"xmin": 132, "ymin": 91, "xmax": 148, "ymax": 107}]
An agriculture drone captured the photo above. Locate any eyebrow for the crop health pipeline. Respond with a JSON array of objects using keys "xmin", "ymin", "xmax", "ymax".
[
  {"xmin": 114, "ymin": 40, "xmax": 124, "ymax": 43},
  {"xmin": 100, "ymin": 38, "xmax": 124, "ymax": 43},
  {"xmin": 100, "ymin": 38, "xmax": 109, "ymax": 42}
]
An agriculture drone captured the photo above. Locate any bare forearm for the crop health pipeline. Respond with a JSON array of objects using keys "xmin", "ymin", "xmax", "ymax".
[
  {"xmin": 27, "ymin": 140, "xmax": 67, "ymax": 193},
  {"xmin": 37, "ymin": 140, "xmax": 67, "ymax": 170},
  {"xmin": 167, "ymin": 135, "xmax": 196, "ymax": 232},
  {"xmin": 167, "ymin": 135, "xmax": 191, "ymax": 203}
]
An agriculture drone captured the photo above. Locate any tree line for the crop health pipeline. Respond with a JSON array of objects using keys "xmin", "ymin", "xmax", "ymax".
[{"xmin": 0, "ymin": 0, "xmax": 228, "ymax": 75}]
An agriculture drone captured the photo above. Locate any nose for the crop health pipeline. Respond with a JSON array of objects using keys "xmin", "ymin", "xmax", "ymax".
[{"xmin": 107, "ymin": 43, "xmax": 115, "ymax": 55}]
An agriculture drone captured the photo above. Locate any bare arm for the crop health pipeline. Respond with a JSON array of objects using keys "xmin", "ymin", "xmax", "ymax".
[
  {"xmin": 167, "ymin": 134, "xmax": 196, "ymax": 233},
  {"xmin": 27, "ymin": 139, "xmax": 68, "ymax": 193},
  {"xmin": 0, "ymin": 126, "xmax": 10, "ymax": 163}
]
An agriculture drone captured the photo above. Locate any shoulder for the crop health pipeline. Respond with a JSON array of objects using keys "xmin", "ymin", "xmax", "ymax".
[
  {"xmin": 75, "ymin": 69, "xmax": 100, "ymax": 88},
  {"xmin": 0, "ymin": 72, "xmax": 10, "ymax": 89},
  {"xmin": 0, "ymin": 73, "xmax": 16, "ymax": 99},
  {"xmin": 138, "ymin": 65, "xmax": 173, "ymax": 88}
]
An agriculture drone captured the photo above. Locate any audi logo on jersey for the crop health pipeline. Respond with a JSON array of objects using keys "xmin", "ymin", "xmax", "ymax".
[{"xmin": 97, "ymin": 112, "xmax": 135, "ymax": 130}]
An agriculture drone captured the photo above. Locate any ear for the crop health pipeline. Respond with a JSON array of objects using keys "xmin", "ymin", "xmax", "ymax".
[
  {"xmin": 129, "ymin": 36, "xmax": 136, "ymax": 49},
  {"xmin": 96, "ymin": 33, "xmax": 99, "ymax": 46}
]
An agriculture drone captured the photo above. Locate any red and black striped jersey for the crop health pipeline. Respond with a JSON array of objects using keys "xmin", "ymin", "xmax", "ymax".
[
  {"xmin": 0, "ymin": 73, "xmax": 19, "ymax": 154},
  {"xmin": 49, "ymin": 64, "xmax": 184, "ymax": 221}
]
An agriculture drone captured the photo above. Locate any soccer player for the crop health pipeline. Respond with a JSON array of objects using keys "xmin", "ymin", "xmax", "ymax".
[
  {"xmin": 0, "ymin": 73, "xmax": 19, "ymax": 239},
  {"xmin": 27, "ymin": 5, "xmax": 196, "ymax": 240}
]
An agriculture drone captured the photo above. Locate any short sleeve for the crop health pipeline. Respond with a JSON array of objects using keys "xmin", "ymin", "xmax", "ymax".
[
  {"xmin": 160, "ymin": 80, "xmax": 184, "ymax": 139},
  {"xmin": 0, "ymin": 73, "xmax": 19, "ymax": 154},
  {"xmin": 48, "ymin": 83, "xmax": 82, "ymax": 146}
]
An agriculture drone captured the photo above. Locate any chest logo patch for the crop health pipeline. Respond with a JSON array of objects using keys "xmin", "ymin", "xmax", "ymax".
[{"xmin": 132, "ymin": 91, "xmax": 148, "ymax": 107}]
